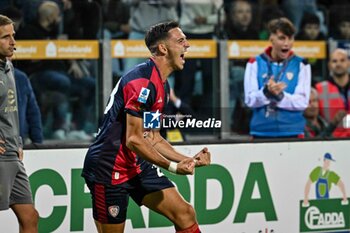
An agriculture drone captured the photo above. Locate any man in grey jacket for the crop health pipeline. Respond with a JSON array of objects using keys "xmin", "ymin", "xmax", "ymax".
[{"xmin": 0, "ymin": 14, "xmax": 39, "ymax": 232}]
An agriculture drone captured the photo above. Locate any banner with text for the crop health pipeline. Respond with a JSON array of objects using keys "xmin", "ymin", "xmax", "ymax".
[
  {"xmin": 13, "ymin": 40, "xmax": 99, "ymax": 59},
  {"xmin": 1, "ymin": 141, "xmax": 350, "ymax": 233},
  {"xmin": 111, "ymin": 40, "xmax": 217, "ymax": 58},
  {"xmin": 228, "ymin": 40, "xmax": 326, "ymax": 59}
]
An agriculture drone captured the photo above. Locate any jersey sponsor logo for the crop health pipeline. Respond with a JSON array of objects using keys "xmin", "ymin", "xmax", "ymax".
[
  {"xmin": 157, "ymin": 97, "xmax": 162, "ymax": 103},
  {"xmin": 143, "ymin": 110, "xmax": 161, "ymax": 129},
  {"xmin": 108, "ymin": 205, "xmax": 120, "ymax": 218},
  {"xmin": 137, "ymin": 87, "xmax": 150, "ymax": 104}
]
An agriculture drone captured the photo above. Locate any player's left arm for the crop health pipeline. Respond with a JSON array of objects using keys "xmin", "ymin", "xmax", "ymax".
[{"xmin": 145, "ymin": 130, "xmax": 210, "ymax": 167}]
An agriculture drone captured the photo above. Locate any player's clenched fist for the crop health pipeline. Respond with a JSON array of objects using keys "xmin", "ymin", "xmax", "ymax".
[
  {"xmin": 193, "ymin": 147, "xmax": 211, "ymax": 167},
  {"xmin": 176, "ymin": 158, "xmax": 196, "ymax": 175}
]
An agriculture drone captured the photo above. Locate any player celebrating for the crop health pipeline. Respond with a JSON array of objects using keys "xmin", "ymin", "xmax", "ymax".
[{"xmin": 82, "ymin": 21, "xmax": 211, "ymax": 233}]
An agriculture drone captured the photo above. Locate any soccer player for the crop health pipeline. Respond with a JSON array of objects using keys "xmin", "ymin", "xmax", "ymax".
[
  {"xmin": 0, "ymin": 14, "xmax": 39, "ymax": 232},
  {"xmin": 82, "ymin": 21, "xmax": 211, "ymax": 233}
]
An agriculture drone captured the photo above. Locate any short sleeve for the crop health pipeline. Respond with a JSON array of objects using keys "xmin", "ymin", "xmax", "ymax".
[
  {"xmin": 329, "ymin": 171, "xmax": 340, "ymax": 185},
  {"xmin": 123, "ymin": 78, "xmax": 156, "ymax": 117},
  {"xmin": 309, "ymin": 167, "xmax": 321, "ymax": 182}
]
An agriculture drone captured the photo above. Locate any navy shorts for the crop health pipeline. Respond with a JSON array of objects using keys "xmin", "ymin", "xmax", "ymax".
[{"xmin": 85, "ymin": 164, "xmax": 174, "ymax": 224}]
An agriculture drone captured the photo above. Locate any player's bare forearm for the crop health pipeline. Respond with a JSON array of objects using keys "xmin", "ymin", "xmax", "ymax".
[
  {"xmin": 126, "ymin": 114, "xmax": 195, "ymax": 175},
  {"xmin": 145, "ymin": 131, "xmax": 211, "ymax": 167},
  {"xmin": 129, "ymin": 133, "xmax": 195, "ymax": 175},
  {"xmin": 144, "ymin": 130, "xmax": 189, "ymax": 162},
  {"xmin": 126, "ymin": 114, "xmax": 171, "ymax": 169}
]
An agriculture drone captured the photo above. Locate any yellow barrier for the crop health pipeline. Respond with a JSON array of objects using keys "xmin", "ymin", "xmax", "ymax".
[
  {"xmin": 13, "ymin": 40, "xmax": 99, "ymax": 59},
  {"xmin": 13, "ymin": 40, "xmax": 326, "ymax": 60},
  {"xmin": 111, "ymin": 39, "xmax": 217, "ymax": 58},
  {"xmin": 227, "ymin": 40, "xmax": 326, "ymax": 59}
]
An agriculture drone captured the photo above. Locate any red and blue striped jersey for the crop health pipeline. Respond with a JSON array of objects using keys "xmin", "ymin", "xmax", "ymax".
[{"xmin": 82, "ymin": 59, "xmax": 169, "ymax": 185}]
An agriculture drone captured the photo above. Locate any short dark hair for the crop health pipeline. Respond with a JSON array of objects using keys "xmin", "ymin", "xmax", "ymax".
[
  {"xmin": 0, "ymin": 14, "xmax": 13, "ymax": 27},
  {"xmin": 268, "ymin": 17, "xmax": 296, "ymax": 37},
  {"xmin": 300, "ymin": 13, "xmax": 320, "ymax": 29},
  {"xmin": 145, "ymin": 21, "xmax": 179, "ymax": 54}
]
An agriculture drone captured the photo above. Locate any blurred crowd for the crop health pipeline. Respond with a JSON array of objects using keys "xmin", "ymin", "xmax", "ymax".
[{"xmin": 1, "ymin": 0, "xmax": 350, "ymax": 143}]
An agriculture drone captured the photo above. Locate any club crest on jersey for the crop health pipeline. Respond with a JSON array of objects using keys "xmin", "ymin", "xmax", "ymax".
[
  {"xmin": 137, "ymin": 87, "xmax": 150, "ymax": 104},
  {"xmin": 286, "ymin": 72, "xmax": 294, "ymax": 80},
  {"xmin": 108, "ymin": 205, "xmax": 120, "ymax": 218}
]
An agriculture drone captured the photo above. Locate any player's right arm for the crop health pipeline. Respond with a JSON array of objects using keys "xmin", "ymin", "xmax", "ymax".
[{"xmin": 126, "ymin": 113, "xmax": 195, "ymax": 175}]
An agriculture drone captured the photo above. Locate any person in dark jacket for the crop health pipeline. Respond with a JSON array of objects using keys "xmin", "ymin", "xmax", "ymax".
[{"xmin": 15, "ymin": 68, "xmax": 43, "ymax": 144}]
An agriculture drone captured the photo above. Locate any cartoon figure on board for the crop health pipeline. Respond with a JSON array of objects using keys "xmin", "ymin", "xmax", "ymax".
[{"xmin": 303, "ymin": 153, "xmax": 348, "ymax": 206}]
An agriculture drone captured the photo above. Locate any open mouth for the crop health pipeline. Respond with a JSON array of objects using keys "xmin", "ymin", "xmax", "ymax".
[
  {"xmin": 180, "ymin": 53, "xmax": 185, "ymax": 63},
  {"xmin": 281, "ymin": 48, "xmax": 289, "ymax": 54}
]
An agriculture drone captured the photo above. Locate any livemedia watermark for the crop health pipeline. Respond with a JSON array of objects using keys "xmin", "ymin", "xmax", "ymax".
[{"xmin": 143, "ymin": 110, "xmax": 222, "ymax": 129}]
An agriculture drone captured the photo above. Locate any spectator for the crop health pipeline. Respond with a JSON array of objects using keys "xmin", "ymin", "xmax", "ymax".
[
  {"xmin": 244, "ymin": 17, "xmax": 311, "ymax": 138},
  {"xmin": 315, "ymin": 48, "xmax": 350, "ymax": 138},
  {"xmin": 223, "ymin": 0, "xmax": 259, "ymax": 134},
  {"xmin": 16, "ymin": 1, "xmax": 95, "ymax": 140},
  {"xmin": 62, "ymin": 0, "xmax": 102, "ymax": 39},
  {"xmin": 258, "ymin": 5, "xmax": 285, "ymax": 40},
  {"xmin": 16, "ymin": 0, "xmax": 45, "ymax": 24},
  {"xmin": 103, "ymin": 0, "xmax": 130, "ymax": 39},
  {"xmin": 332, "ymin": 14, "xmax": 350, "ymax": 40},
  {"xmin": 102, "ymin": 0, "xmax": 130, "ymax": 78},
  {"xmin": 281, "ymin": 0, "xmax": 318, "ymax": 33},
  {"xmin": 296, "ymin": 12, "xmax": 326, "ymax": 84},
  {"xmin": 224, "ymin": 0, "xmax": 259, "ymax": 40},
  {"xmin": 296, "ymin": 12, "xmax": 326, "ymax": 40},
  {"xmin": 304, "ymin": 88, "xmax": 346, "ymax": 138},
  {"xmin": 329, "ymin": 4, "xmax": 350, "ymax": 39},
  {"xmin": 123, "ymin": 0, "xmax": 178, "ymax": 72},
  {"xmin": 174, "ymin": 0, "xmax": 222, "ymax": 113},
  {"xmin": 15, "ymin": 68, "xmax": 43, "ymax": 144},
  {"xmin": 15, "ymin": 1, "xmax": 69, "ymax": 139}
]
